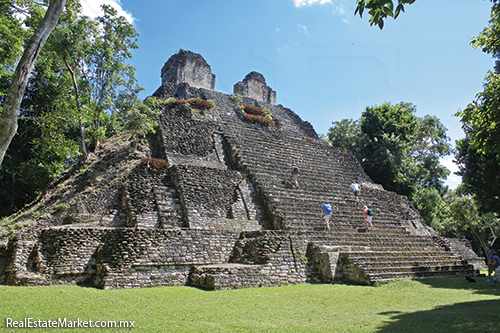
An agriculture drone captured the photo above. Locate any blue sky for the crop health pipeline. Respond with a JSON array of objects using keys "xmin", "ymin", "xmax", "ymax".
[{"xmin": 82, "ymin": 0, "xmax": 494, "ymax": 188}]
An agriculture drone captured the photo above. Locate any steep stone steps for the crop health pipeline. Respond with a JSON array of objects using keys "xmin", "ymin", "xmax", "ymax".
[{"xmin": 217, "ymin": 96, "xmax": 476, "ymax": 284}]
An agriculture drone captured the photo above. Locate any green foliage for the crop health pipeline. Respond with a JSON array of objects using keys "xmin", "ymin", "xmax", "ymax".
[
  {"xmin": 230, "ymin": 93, "xmax": 243, "ymax": 104},
  {"xmin": 355, "ymin": 0, "xmax": 416, "ymax": 29},
  {"xmin": 455, "ymin": 135, "xmax": 500, "ymax": 215},
  {"xmin": 456, "ymin": 73, "xmax": 500, "ymax": 156},
  {"xmin": 327, "ymin": 102, "xmax": 451, "ymax": 198},
  {"xmin": 454, "ymin": 2, "xmax": 500, "ymax": 215},
  {"xmin": 0, "ymin": 1, "xmax": 26, "ymax": 78},
  {"xmin": 54, "ymin": 203, "xmax": 67, "ymax": 212},
  {"xmin": 0, "ymin": 2, "xmax": 143, "ymax": 217},
  {"xmin": 116, "ymin": 95, "xmax": 161, "ymax": 150},
  {"xmin": 411, "ymin": 187, "xmax": 445, "ymax": 227},
  {"xmin": 327, "ymin": 118, "xmax": 362, "ymax": 154},
  {"xmin": 414, "ymin": 186, "xmax": 500, "ymax": 255}
]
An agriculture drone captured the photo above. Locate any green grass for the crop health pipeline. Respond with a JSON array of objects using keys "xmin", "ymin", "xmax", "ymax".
[{"xmin": 0, "ymin": 277, "xmax": 499, "ymax": 332}]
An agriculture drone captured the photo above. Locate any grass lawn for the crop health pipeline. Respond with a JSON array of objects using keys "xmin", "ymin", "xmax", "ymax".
[{"xmin": 1, "ymin": 276, "xmax": 499, "ymax": 332}]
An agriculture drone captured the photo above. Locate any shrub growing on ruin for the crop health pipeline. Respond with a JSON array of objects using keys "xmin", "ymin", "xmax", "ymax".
[
  {"xmin": 231, "ymin": 93, "xmax": 243, "ymax": 104},
  {"xmin": 188, "ymin": 97, "xmax": 215, "ymax": 110},
  {"xmin": 141, "ymin": 157, "xmax": 170, "ymax": 169},
  {"xmin": 240, "ymin": 103, "xmax": 263, "ymax": 115},
  {"xmin": 243, "ymin": 113, "xmax": 276, "ymax": 127},
  {"xmin": 167, "ymin": 98, "xmax": 188, "ymax": 108},
  {"xmin": 239, "ymin": 103, "xmax": 276, "ymax": 127},
  {"xmin": 166, "ymin": 97, "xmax": 215, "ymax": 111}
]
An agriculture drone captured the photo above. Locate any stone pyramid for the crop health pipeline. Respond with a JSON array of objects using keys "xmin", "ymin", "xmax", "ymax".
[{"xmin": 0, "ymin": 50, "xmax": 481, "ymax": 290}]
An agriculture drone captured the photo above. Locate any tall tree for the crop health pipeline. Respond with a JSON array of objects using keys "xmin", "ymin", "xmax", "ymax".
[
  {"xmin": 83, "ymin": 4, "xmax": 139, "ymax": 151},
  {"xmin": 326, "ymin": 118, "xmax": 363, "ymax": 155},
  {"xmin": 0, "ymin": 0, "xmax": 66, "ymax": 166},
  {"xmin": 455, "ymin": 135, "xmax": 500, "ymax": 215},
  {"xmin": 454, "ymin": 0, "xmax": 500, "ymax": 214},
  {"xmin": 326, "ymin": 102, "xmax": 452, "ymax": 198},
  {"xmin": 51, "ymin": 15, "xmax": 97, "ymax": 162}
]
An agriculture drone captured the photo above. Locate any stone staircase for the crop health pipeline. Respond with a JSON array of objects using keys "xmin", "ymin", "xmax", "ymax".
[
  {"xmin": 153, "ymin": 173, "xmax": 184, "ymax": 229},
  {"xmin": 209, "ymin": 106, "xmax": 477, "ymax": 285}
]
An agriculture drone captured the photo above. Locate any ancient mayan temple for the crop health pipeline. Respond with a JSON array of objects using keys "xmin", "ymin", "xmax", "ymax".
[{"xmin": 0, "ymin": 50, "xmax": 481, "ymax": 290}]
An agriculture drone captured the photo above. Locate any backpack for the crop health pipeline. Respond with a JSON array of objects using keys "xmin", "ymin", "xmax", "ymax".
[
  {"xmin": 367, "ymin": 209, "xmax": 374, "ymax": 216},
  {"xmin": 291, "ymin": 166, "xmax": 300, "ymax": 175}
]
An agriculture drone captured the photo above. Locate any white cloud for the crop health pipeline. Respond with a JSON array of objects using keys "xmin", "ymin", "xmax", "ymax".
[
  {"xmin": 294, "ymin": 0, "xmax": 333, "ymax": 8},
  {"xmin": 80, "ymin": 0, "xmax": 135, "ymax": 24},
  {"xmin": 276, "ymin": 27, "xmax": 281, "ymax": 33},
  {"xmin": 441, "ymin": 156, "xmax": 461, "ymax": 189},
  {"xmin": 333, "ymin": 4, "xmax": 346, "ymax": 16},
  {"xmin": 298, "ymin": 24, "xmax": 308, "ymax": 34}
]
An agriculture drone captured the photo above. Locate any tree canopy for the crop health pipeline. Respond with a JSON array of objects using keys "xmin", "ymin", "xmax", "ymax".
[
  {"xmin": 0, "ymin": 0, "xmax": 67, "ymax": 166},
  {"xmin": 454, "ymin": 0, "xmax": 500, "ymax": 215},
  {"xmin": 327, "ymin": 102, "xmax": 452, "ymax": 198},
  {"xmin": 0, "ymin": 2, "xmax": 159, "ymax": 217}
]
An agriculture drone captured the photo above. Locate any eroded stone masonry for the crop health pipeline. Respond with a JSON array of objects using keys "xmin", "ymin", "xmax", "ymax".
[{"xmin": 0, "ymin": 50, "xmax": 481, "ymax": 290}]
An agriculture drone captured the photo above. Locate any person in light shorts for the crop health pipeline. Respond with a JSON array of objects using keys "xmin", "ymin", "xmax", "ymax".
[
  {"xmin": 363, "ymin": 205, "xmax": 374, "ymax": 230},
  {"xmin": 321, "ymin": 202, "xmax": 332, "ymax": 232}
]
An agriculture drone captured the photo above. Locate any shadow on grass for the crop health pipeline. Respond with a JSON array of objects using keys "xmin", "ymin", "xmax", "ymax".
[
  {"xmin": 375, "ymin": 299, "xmax": 500, "ymax": 333},
  {"xmin": 416, "ymin": 276, "xmax": 499, "ymax": 297}
]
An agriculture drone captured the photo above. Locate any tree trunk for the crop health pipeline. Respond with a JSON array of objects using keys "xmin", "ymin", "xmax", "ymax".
[
  {"xmin": 0, "ymin": 0, "xmax": 66, "ymax": 166},
  {"xmin": 63, "ymin": 56, "xmax": 88, "ymax": 162}
]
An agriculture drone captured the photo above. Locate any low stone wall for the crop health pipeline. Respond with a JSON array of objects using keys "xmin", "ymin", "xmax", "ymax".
[
  {"xmin": 6, "ymin": 227, "xmax": 238, "ymax": 288},
  {"xmin": 188, "ymin": 264, "xmax": 265, "ymax": 290}
]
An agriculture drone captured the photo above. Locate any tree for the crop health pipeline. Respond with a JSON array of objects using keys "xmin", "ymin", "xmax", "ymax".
[
  {"xmin": 326, "ymin": 118, "xmax": 363, "ymax": 155},
  {"xmin": 454, "ymin": 0, "xmax": 500, "ymax": 214},
  {"xmin": 0, "ymin": 3, "xmax": 143, "ymax": 217},
  {"xmin": 446, "ymin": 190, "xmax": 499, "ymax": 260},
  {"xmin": 0, "ymin": 0, "xmax": 25, "ymax": 79},
  {"xmin": 455, "ymin": 135, "xmax": 500, "ymax": 215},
  {"xmin": 354, "ymin": 0, "xmax": 416, "ymax": 29},
  {"xmin": 115, "ymin": 91, "xmax": 162, "ymax": 150},
  {"xmin": 83, "ymin": 4, "xmax": 139, "ymax": 151},
  {"xmin": 0, "ymin": 0, "xmax": 66, "ymax": 166},
  {"xmin": 51, "ymin": 14, "xmax": 97, "ymax": 162},
  {"xmin": 326, "ymin": 102, "xmax": 452, "ymax": 198}
]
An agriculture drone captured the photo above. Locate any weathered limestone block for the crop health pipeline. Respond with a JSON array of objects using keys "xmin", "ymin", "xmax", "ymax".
[
  {"xmin": 335, "ymin": 253, "xmax": 372, "ymax": 285},
  {"xmin": 305, "ymin": 243, "xmax": 339, "ymax": 284},
  {"xmin": 234, "ymin": 71, "xmax": 276, "ymax": 105},
  {"xmin": 171, "ymin": 165, "xmax": 244, "ymax": 227},
  {"xmin": 188, "ymin": 264, "xmax": 266, "ymax": 290},
  {"xmin": 161, "ymin": 50, "xmax": 215, "ymax": 90}
]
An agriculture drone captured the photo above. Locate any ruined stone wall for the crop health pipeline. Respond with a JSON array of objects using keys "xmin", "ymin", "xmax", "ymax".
[
  {"xmin": 6, "ymin": 227, "xmax": 238, "ymax": 288},
  {"xmin": 230, "ymin": 231, "xmax": 308, "ymax": 285},
  {"xmin": 159, "ymin": 106, "xmax": 219, "ymax": 158},
  {"xmin": 171, "ymin": 165, "xmax": 242, "ymax": 227},
  {"xmin": 122, "ymin": 163, "xmax": 162, "ymax": 227},
  {"xmin": 234, "ymin": 71, "xmax": 276, "ymax": 105},
  {"xmin": 161, "ymin": 50, "xmax": 215, "ymax": 90}
]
